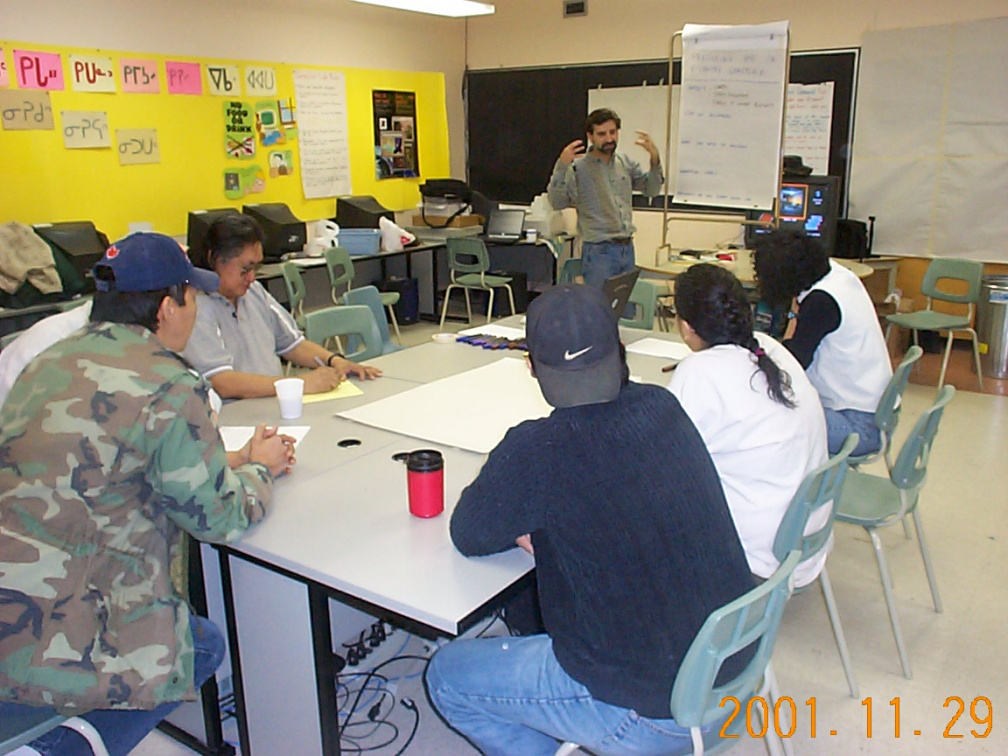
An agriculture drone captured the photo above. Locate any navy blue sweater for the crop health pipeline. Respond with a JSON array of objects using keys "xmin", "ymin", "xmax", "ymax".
[{"xmin": 451, "ymin": 382, "xmax": 754, "ymax": 718}]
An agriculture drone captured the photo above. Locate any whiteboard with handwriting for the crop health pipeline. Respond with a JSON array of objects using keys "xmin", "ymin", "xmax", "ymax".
[{"xmin": 675, "ymin": 21, "xmax": 789, "ymax": 209}]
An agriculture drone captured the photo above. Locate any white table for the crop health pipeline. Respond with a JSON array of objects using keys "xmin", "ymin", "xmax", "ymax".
[{"xmin": 214, "ymin": 325, "xmax": 687, "ymax": 756}]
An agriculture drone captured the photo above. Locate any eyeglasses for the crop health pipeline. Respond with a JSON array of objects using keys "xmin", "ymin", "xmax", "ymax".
[{"xmin": 237, "ymin": 261, "xmax": 262, "ymax": 277}]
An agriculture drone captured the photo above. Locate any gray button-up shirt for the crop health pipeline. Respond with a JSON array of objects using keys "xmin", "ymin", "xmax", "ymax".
[
  {"xmin": 547, "ymin": 149, "xmax": 663, "ymax": 244},
  {"xmin": 183, "ymin": 281, "xmax": 303, "ymax": 379}
]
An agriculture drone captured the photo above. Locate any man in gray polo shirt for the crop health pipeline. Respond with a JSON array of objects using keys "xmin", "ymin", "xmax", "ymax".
[
  {"xmin": 547, "ymin": 108, "xmax": 662, "ymax": 288},
  {"xmin": 184, "ymin": 215, "xmax": 381, "ymax": 400}
]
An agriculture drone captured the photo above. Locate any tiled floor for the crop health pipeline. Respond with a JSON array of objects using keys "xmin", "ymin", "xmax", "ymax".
[{"xmin": 135, "ymin": 317, "xmax": 1008, "ymax": 755}]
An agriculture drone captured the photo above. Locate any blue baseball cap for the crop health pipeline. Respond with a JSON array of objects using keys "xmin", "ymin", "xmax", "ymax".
[
  {"xmin": 93, "ymin": 233, "xmax": 219, "ymax": 294},
  {"xmin": 526, "ymin": 283, "xmax": 622, "ymax": 408}
]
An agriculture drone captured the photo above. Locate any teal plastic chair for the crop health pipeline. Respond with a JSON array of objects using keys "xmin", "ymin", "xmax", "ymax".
[
  {"xmin": 773, "ymin": 434, "xmax": 860, "ymax": 698},
  {"xmin": 885, "ymin": 258, "xmax": 983, "ymax": 390},
  {"xmin": 324, "ymin": 246, "xmax": 401, "ymax": 343},
  {"xmin": 439, "ymin": 237, "xmax": 515, "ymax": 329},
  {"xmin": 303, "ymin": 305, "xmax": 383, "ymax": 363},
  {"xmin": 619, "ymin": 279, "xmax": 659, "ymax": 330},
  {"xmin": 280, "ymin": 261, "xmax": 308, "ymax": 328},
  {"xmin": 0, "ymin": 707, "xmax": 109, "ymax": 755},
  {"xmin": 836, "ymin": 385, "xmax": 955, "ymax": 679},
  {"xmin": 558, "ymin": 257, "xmax": 582, "ymax": 284},
  {"xmin": 556, "ymin": 551, "xmax": 802, "ymax": 756},
  {"xmin": 342, "ymin": 285, "xmax": 403, "ymax": 357}
]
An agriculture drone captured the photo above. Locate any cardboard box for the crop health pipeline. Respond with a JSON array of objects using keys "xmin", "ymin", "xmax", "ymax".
[{"xmin": 412, "ymin": 213, "xmax": 484, "ymax": 229}]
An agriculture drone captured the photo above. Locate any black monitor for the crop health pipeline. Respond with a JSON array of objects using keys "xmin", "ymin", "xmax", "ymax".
[
  {"xmin": 186, "ymin": 208, "xmax": 242, "ymax": 263},
  {"xmin": 33, "ymin": 221, "xmax": 108, "ymax": 292},
  {"xmin": 242, "ymin": 203, "xmax": 307, "ymax": 261},
  {"xmin": 334, "ymin": 196, "xmax": 394, "ymax": 229},
  {"xmin": 744, "ymin": 175, "xmax": 841, "ymax": 255}
]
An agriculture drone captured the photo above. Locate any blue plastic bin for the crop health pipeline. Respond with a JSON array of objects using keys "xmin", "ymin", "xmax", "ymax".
[{"xmin": 339, "ymin": 229, "xmax": 381, "ymax": 257}]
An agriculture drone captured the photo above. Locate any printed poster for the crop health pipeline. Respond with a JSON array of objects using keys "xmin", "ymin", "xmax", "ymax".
[
  {"xmin": 223, "ymin": 165, "xmax": 266, "ymax": 199},
  {"xmin": 224, "ymin": 100, "xmax": 255, "ymax": 158},
  {"xmin": 68, "ymin": 54, "xmax": 116, "ymax": 93},
  {"xmin": 120, "ymin": 59, "xmax": 159, "ymax": 94},
  {"xmin": 372, "ymin": 89, "xmax": 418, "ymax": 179},
  {"xmin": 166, "ymin": 61, "xmax": 202, "ymax": 95},
  {"xmin": 117, "ymin": 128, "xmax": 160, "ymax": 165},
  {"xmin": 0, "ymin": 89, "xmax": 54, "ymax": 130},
  {"xmin": 292, "ymin": 68, "xmax": 351, "ymax": 199},
  {"xmin": 62, "ymin": 110, "xmax": 111, "ymax": 148},
  {"xmin": 14, "ymin": 49, "xmax": 64, "ymax": 90},
  {"xmin": 0, "ymin": 48, "xmax": 8, "ymax": 88}
]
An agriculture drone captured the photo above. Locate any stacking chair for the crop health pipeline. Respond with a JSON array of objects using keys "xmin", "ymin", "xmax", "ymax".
[
  {"xmin": 555, "ymin": 551, "xmax": 802, "ymax": 756},
  {"xmin": 836, "ymin": 385, "xmax": 955, "ymax": 679},
  {"xmin": 0, "ymin": 707, "xmax": 109, "ymax": 755},
  {"xmin": 279, "ymin": 262, "xmax": 308, "ymax": 328},
  {"xmin": 619, "ymin": 279, "xmax": 659, "ymax": 330},
  {"xmin": 558, "ymin": 257, "xmax": 582, "ymax": 284},
  {"xmin": 885, "ymin": 257, "xmax": 983, "ymax": 390},
  {"xmin": 323, "ymin": 246, "xmax": 401, "ymax": 343},
  {"xmin": 342, "ymin": 286, "xmax": 403, "ymax": 357},
  {"xmin": 773, "ymin": 434, "xmax": 860, "ymax": 698},
  {"xmin": 303, "ymin": 305, "xmax": 383, "ymax": 363},
  {"xmin": 439, "ymin": 237, "xmax": 515, "ymax": 329}
]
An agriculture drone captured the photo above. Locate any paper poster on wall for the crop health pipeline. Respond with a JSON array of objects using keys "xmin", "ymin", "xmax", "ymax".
[
  {"xmin": 268, "ymin": 150, "xmax": 294, "ymax": 177},
  {"xmin": 223, "ymin": 165, "xmax": 266, "ymax": 199},
  {"xmin": 0, "ymin": 90, "xmax": 54, "ymax": 130},
  {"xmin": 292, "ymin": 68, "xmax": 351, "ymax": 199},
  {"xmin": 14, "ymin": 50, "xmax": 64, "ymax": 90},
  {"xmin": 68, "ymin": 54, "xmax": 116, "ymax": 93},
  {"xmin": 224, "ymin": 100, "xmax": 255, "ymax": 159},
  {"xmin": 372, "ymin": 90, "xmax": 419, "ymax": 179},
  {"xmin": 245, "ymin": 66, "xmax": 277, "ymax": 97},
  {"xmin": 120, "ymin": 59, "xmax": 159, "ymax": 93},
  {"xmin": 785, "ymin": 82, "xmax": 834, "ymax": 176},
  {"xmin": 254, "ymin": 100, "xmax": 286, "ymax": 146},
  {"xmin": 166, "ymin": 61, "xmax": 202, "ymax": 95},
  {"xmin": 0, "ymin": 49, "xmax": 9, "ymax": 88},
  {"xmin": 62, "ymin": 111, "xmax": 111, "ymax": 148},
  {"xmin": 117, "ymin": 128, "xmax": 160, "ymax": 164},
  {"xmin": 206, "ymin": 64, "xmax": 241, "ymax": 96}
]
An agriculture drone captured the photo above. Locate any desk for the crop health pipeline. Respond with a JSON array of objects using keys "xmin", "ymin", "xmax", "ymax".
[
  {"xmin": 638, "ymin": 252, "xmax": 873, "ymax": 284},
  {"xmin": 214, "ymin": 325, "xmax": 684, "ymax": 756}
]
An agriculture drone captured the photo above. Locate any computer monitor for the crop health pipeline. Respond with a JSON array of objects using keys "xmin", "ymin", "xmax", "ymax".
[
  {"xmin": 744, "ymin": 175, "xmax": 841, "ymax": 255},
  {"xmin": 242, "ymin": 203, "xmax": 307, "ymax": 261},
  {"xmin": 186, "ymin": 208, "xmax": 242, "ymax": 263},
  {"xmin": 33, "ymin": 221, "xmax": 108, "ymax": 293},
  {"xmin": 334, "ymin": 196, "xmax": 394, "ymax": 229}
]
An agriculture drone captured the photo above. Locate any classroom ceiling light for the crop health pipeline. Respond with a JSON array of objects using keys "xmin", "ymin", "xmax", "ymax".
[{"xmin": 349, "ymin": 0, "xmax": 495, "ymax": 17}]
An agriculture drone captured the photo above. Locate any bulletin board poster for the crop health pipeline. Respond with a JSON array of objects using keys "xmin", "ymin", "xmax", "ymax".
[{"xmin": 372, "ymin": 89, "xmax": 418, "ymax": 180}]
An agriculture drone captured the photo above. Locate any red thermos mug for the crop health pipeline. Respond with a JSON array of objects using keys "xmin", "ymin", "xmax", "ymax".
[{"xmin": 406, "ymin": 450, "xmax": 444, "ymax": 518}]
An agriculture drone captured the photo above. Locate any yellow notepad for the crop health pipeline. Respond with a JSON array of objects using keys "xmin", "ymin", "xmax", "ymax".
[{"xmin": 302, "ymin": 381, "xmax": 364, "ymax": 404}]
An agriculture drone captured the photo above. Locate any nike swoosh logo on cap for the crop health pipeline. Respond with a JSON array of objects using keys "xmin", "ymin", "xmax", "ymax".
[{"xmin": 564, "ymin": 346, "xmax": 593, "ymax": 361}]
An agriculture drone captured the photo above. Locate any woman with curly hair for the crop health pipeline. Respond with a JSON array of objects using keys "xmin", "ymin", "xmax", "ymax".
[
  {"xmin": 752, "ymin": 229, "xmax": 891, "ymax": 457},
  {"xmin": 668, "ymin": 263, "xmax": 829, "ymax": 586}
]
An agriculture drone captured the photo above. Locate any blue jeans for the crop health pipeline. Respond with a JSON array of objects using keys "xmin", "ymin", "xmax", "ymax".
[
  {"xmin": 2, "ymin": 615, "xmax": 225, "ymax": 756},
  {"xmin": 825, "ymin": 407, "xmax": 881, "ymax": 457},
  {"xmin": 581, "ymin": 240, "xmax": 636, "ymax": 288},
  {"xmin": 425, "ymin": 635, "xmax": 701, "ymax": 756}
]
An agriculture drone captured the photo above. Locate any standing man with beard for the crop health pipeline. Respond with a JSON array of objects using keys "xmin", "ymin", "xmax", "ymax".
[{"xmin": 547, "ymin": 108, "xmax": 663, "ymax": 287}]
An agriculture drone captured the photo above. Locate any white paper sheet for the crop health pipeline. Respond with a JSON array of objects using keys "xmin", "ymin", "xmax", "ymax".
[
  {"xmin": 458, "ymin": 324, "xmax": 526, "ymax": 339},
  {"xmin": 337, "ymin": 358, "xmax": 550, "ymax": 454},
  {"xmin": 219, "ymin": 426, "xmax": 311, "ymax": 453},
  {"xmin": 292, "ymin": 69, "xmax": 352, "ymax": 199},
  {"xmin": 625, "ymin": 338, "xmax": 693, "ymax": 361}
]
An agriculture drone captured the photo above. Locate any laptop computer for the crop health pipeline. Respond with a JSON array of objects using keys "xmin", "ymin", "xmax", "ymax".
[
  {"xmin": 485, "ymin": 209, "xmax": 525, "ymax": 244},
  {"xmin": 601, "ymin": 268, "xmax": 641, "ymax": 320}
]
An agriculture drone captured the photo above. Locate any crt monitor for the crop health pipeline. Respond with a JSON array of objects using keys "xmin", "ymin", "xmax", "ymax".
[
  {"xmin": 186, "ymin": 208, "xmax": 242, "ymax": 264},
  {"xmin": 334, "ymin": 196, "xmax": 394, "ymax": 229},
  {"xmin": 33, "ymin": 221, "xmax": 108, "ymax": 292},
  {"xmin": 242, "ymin": 203, "xmax": 307, "ymax": 261},
  {"xmin": 744, "ymin": 175, "xmax": 841, "ymax": 256}
]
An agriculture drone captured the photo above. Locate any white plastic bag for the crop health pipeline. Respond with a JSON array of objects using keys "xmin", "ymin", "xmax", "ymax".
[{"xmin": 379, "ymin": 216, "xmax": 416, "ymax": 253}]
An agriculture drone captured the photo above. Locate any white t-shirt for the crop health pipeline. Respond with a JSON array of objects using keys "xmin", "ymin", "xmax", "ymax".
[{"xmin": 668, "ymin": 331, "xmax": 829, "ymax": 586}]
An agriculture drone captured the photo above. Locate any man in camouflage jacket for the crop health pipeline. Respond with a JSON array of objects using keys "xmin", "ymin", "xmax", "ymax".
[{"xmin": 0, "ymin": 233, "xmax": 292, "ymax": 751}]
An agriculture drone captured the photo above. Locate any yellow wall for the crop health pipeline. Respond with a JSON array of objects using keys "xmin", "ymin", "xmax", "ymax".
[{"xmin": 0, "ymin": 40, "xmax": 450, "ymax": 240}]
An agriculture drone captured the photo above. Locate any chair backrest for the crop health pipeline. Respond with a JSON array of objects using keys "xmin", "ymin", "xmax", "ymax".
[
  {"xmin": 324, "ymin": 246, "xmax": 355, "ymax": 301},
  {"xmin": 280, "ymin": 262, "xmax": 307, "ymax": 323},
  {"xmin": 773, "ymin": 434, "xmax": 858, "ymax": 565},
  {"xmin": 445, "ymin": 237, "xmax": 491, "ymax": 279},
  {"xmin": 874, "ymin": 345, "xmax": 923, "ymax": 435},
  {"xmin": 303, "ymin": 305, "xmax": 383, "ymax": 362},
  {"xmin": 619, "ymin": 279, "xmax": 658, "ymax": 330},
  {"xmin": 343, "ymin": 285, "xmax": 392, "ymax": 346},
  {"xmin": 920, "ymin": 257, "xmax": 984, "ymax": 307},
  {"xmin": 558, "ymin": 257, "xmax": 582, "ymax": 284},
  {"xmin": 890, "ymin": 384, "xmax": 955, "ymax": 499},
  {"xmin": 669, "ymin": 550, "xmax": 801, "ymax": 729}
]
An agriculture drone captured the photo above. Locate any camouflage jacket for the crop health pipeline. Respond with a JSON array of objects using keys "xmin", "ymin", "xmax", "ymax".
[{"xmin": 0, "ymin": 322, "xmax": 273, "ymax": 714}]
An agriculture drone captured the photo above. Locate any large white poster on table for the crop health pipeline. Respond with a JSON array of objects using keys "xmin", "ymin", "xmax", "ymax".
[
  {"xmin": 675, "ymin": 20, "xmax": 789, "ymax": 209},
  {"xmin": 292, "ymin": 68, "xmax": 352, "ymax": 199},
  {"xmin": 338, "ymin": 358, "xmax": 551, "ymax": 455}
]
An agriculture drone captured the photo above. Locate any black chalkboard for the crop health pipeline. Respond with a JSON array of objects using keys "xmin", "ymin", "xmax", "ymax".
[{"xmin": 465, "ymin": 49, "xmax": 856, "ymax": 209}]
